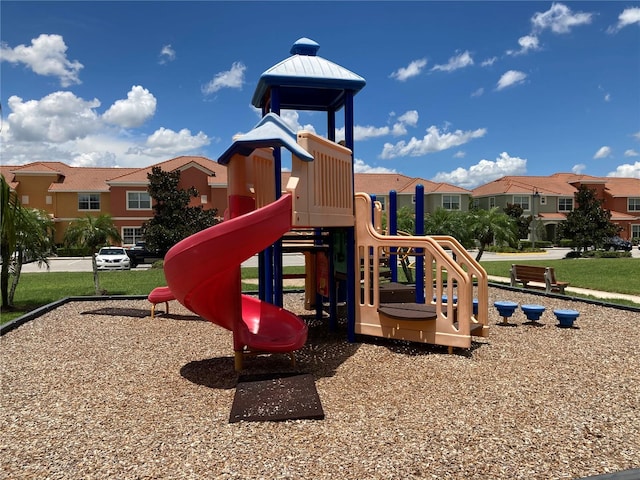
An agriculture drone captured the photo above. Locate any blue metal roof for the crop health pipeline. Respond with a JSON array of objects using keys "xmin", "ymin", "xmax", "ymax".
[
  {"xmin": 217, "ymin": 113, "xmax": 313, "ymax": 165},
  {"xmin": 251, "ymin": 38, "xmax": 366, "ymax": 112}
]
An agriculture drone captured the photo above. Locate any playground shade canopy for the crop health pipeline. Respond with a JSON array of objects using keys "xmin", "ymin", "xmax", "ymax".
[{"xmin": 251, "ymin": 38, "xmax": 366, "ymax": 112}]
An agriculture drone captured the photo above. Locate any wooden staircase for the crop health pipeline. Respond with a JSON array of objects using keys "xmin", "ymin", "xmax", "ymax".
[{"xmin": 353, "ymin": 193, "xmax": 489, "ymax": 352}]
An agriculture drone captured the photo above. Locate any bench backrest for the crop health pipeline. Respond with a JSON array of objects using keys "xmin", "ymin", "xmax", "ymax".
[{"xmin": 511, "ymin": 264, "xmax": 546, "ymax": 281}]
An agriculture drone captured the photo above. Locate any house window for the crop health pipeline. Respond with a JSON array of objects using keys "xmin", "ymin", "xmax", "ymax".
[
  {"xmin": 442, "ymin": 195, "xmax": 460, "ymax": 210},
  {"xmin": 632, "ymin": 224, "xmax": 640, "ymax": 240},
  {"xmin": 411, "ymin": 194, "xmax": 416, "ymax": 204},
  {"xmin": 21, "ymin": 195, "xmax": 29, "ymax": 205},
  {"xmin": 489, "ymin": 197, "xmax": 496, "ymax": 208},
  {"xmin": 539, "ymin": 196, "xmax": 547, "ymax": 205},
  {"xmin": 46, "ymin": 195, "xmax": 52, "ymax": 205},
  {"xmin": 201, "ymin": 195, "xmax": 208, "ymax": 204},
  {"xmin": 127, "ymin": 191, "xmax": 151, "ymax": 210},
  {"xmin": 78, "ymin": 193, "xmax": 100, "ymax": 211},
  {"xmin": 513, "ymin": 195, "xmax": 530, "ymax": 211},
  {"xmin": 472, "ymin": 198, "xmax": 480, "ymax": 209},
  {"xmin": 629, "ymin": 198, "xmax": 640, "ymax": 212},
  {"xmin": 122, "ymin": 227, "xmax": 144, "ymax": 245},
  {"xmin": 558, "ymin": 197, "xmax": 573, "ymax": 212},
  {"xmin": 377, "ymin": 197, "xmax": 386, "ymax": 211}
]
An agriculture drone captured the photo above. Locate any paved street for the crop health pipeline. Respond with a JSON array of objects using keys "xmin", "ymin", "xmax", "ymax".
[{"xmin": 20, "ymin": 246, "xmax": 639, "ymax": 273}]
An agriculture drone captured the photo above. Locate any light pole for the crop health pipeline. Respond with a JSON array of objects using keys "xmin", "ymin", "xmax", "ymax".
[{"xmin": 532, "ymin": 190, "xmax": 540, "ymax": 249}]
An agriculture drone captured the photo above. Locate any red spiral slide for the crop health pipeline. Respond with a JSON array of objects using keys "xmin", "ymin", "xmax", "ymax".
[{"xmin": 163, "ymin": 193, "xmax": 308, "ymax": 367}]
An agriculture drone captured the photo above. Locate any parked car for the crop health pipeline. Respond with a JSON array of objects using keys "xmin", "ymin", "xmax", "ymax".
[
  {"xmin": 602, "ymin": 236, "xmax": 632, "ymax": 251},
  {"xmin": 95, "ymin": 247, "xmax": 131, "ymax": 270},
  {"xmin": 126, "ymin": 242, "xmax": 163, "ymax": 268}
]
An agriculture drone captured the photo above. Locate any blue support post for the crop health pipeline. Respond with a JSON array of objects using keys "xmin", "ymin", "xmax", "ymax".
[
  {"xmin": 415, "ymin": 184, "xmax": 425, "ymax": 303},
  {"xmin": 270, "ymin": 87, "xmax": 284, "ymax": 307},
  {"xmin": 389, "ymin": 190, "xmax": 398, "ymax": 282}
]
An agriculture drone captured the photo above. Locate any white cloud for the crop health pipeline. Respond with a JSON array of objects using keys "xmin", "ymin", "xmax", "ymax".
[
  {"xmin": 432, "ymin": 152, "xmax": 527, "ymax": 189},
  {"xmin": 134, "ymin": 127, "xmax": 210, "ymax": 156},
  {"xmin": 70, "ymin": 150, "xmax": 118, "ymax": 168},
  {"xmin": 607, "ymin": 7, "xmax": 640, "ymax": 33},
  {"xmin": 453, "ymin": 151, "xmax": 466, "ymax": 159},
  {"xmin": 0, "ymin": 34, "xmax": 83, "ymax": 87},
  {"xmin": 279, "ymin": 110, "xmax": 316, "ymax": 134},
  {"xmin": 102, "ymin": 86, "xmax": 157, "ymax": 128},
  {"xmin": 397, "ymin": 110, "xmax": 419, "ymax": 127},
  {"xmin": 496, "ymin": 70, "xmax": 527, "ymax": 90},
  {"xmin": 593, "ymin": 146, "xmax": 612, "ymax": 159},
  {"xmin": 607, "ymin": 161, "xmax": 640, "ymax": 178},
  {"xmin": 624, "ymin": 149, "xmax": 639, "ymax": 157},
  {"xmin": 481, "ymin": 57, "xmax": 497, "ymax": 67},
  {"xmin": 507, "ymin": 35, "xmax": 540, "ymax": 56},
  {"xmin": 390, "ymin": 58, "xmax": 427, "ymax": 81},
  {"xmin": 1, "ymin": 90, "xmax": 212, "ymax": 167},
  {"xmin": 431, "ymin": 51, "xmax": 474, "ymax": 72},
  {"xmin": 7, "ymin": 92, "xmax": 101, "ymax": 142},
  {"xmin": 380, "ymin": 125, "xmax": 487, "ymax": 159},
  {"xmin": 353, "ymin": 158, "xmax": 397, "ymax": 174},
  {"xmin": 531, "ymin": 3, "xmax": 593, "ymax": 34},
  {"xmin": 471, "ymin": 88, "xmax": 484, "ymax": 97},
  {"xmin": 336, "ymin": 110, "xmax": 419, "ymax": 142},
  {"xmin": 572, "ymin": 163, "xmax": 586, "ymax": 174},
  {"xmin": 159, "ymin": 44, "xmax": 176, "ymax": 64},
  {"xmin": 202, "ymin": 61, "xmax": 246, "ymax": 94},
  {"xmin": 635, "ymin": 131, "xmax": 640, "ymax": 141}
]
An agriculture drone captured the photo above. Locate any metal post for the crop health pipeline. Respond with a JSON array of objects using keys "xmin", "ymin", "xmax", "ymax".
[{"xmin": 415, "ymin": 184, "xmax": 425, "ymax": 303}]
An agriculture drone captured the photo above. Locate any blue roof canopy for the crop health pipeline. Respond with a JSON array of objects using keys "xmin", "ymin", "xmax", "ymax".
[
  {"xmin": 217, "ymin": 113, "xmax": 313, "ymax": 165},
  {"xmin": 251, "ymin": 38, "xmax": 366, "ymax": 112}
]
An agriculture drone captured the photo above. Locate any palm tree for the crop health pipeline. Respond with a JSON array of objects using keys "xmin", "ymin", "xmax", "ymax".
[
  {"xmin": 64, "ymin": 214, "xmax": 121, "ymax": 294},
  {"xmin": 1, "ymin": 175, "xmax": 21, "ymax": 308},
  {"xmin": 469, "ymin": 207, "xmax": 518, "ymax": 261},
  {"xmin": 8, "ymin": 208, "xmax": 55, "ymax": 306}
]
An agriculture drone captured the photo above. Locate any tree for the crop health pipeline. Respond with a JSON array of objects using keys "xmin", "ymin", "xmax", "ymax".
[
  {"xmin": 469, "ymin": 207, "xmax": 518, "ymax": 261},
  {"xmin": 394, "ymin": 206, "xmax": 416, "ymax": 235},
  {"xmin": 64, "ymin": 214, "xmax": 121, "ymax": 294},
  {"xmin": 424, "ymin": 208, "xmax": 475, "ymax": 248},
  {"xmin": 8, "ymin": 208, "xmax": 54, "ymax": 306},
  {"xmin": 1, "ymin": 175, "xmax": 21, "ymax": 308},
  {"xmin": 142, "ymin": 166, "xmax": 219, "ymax": 254},
  {"xmin": 1, "ymin": 175, "xmax": 54, "ymax": 308},
  {"xmin": 503, "ymin": 203, "xmax": 532, "ymax": 241},
  {"xmin": 558, "ymin": 185, "xmax": 620, "ymax": 253}
]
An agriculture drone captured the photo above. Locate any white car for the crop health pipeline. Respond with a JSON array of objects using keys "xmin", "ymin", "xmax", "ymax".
[{"xmin": 95, "ymin": 247, "xmax": 131, "ymax": 270}]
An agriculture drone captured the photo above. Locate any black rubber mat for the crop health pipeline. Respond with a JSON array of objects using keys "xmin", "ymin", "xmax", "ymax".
[{"xmin": 229, "ymin": 373, "xmax": 324, "ymax": 423}]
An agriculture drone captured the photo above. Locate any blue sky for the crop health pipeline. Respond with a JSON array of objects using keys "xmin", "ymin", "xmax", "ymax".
[{"xmin": 1, "ymin": 1, "xmax": 639, "ymax": 188}]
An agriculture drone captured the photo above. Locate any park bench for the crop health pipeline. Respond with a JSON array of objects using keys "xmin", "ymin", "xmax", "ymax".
[{"xmin": 510, "ymin": 264, "xmax": 569, "ymax": 294}]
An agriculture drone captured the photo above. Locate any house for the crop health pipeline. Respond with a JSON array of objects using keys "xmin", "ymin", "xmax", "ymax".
[
  {"xmin": 472, "ymin": 173, "xmax": 640, "ymax": 242},
  {"xmin": 2, "ymin": 158, "xmax": 638, "ymax": 246},
  {"xmin": 1, "ymin": 156, "xmax": 227, "ymax": 245},
  {"xmin": 353, "ymin": 173, "xmax": 473, "ymax": 214}
]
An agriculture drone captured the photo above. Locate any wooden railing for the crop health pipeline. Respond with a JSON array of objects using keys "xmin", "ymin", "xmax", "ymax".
[
  {"xmin": 287, "ymin": 131, "xmax": 354, "ymax": 227},
  {"xmin": 354, "ymin": 193, "xmax": 489, "ymax": 349}
]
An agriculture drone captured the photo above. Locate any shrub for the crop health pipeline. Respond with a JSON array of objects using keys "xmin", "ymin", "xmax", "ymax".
[{"xmin": 55, "ymin": 245, "xmax": 91, "ymax": 257}]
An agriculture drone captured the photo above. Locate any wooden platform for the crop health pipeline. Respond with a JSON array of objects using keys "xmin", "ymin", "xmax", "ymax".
[{"xmin": 378, "ymin": 302, "xmax": 438, "ymax": 321}]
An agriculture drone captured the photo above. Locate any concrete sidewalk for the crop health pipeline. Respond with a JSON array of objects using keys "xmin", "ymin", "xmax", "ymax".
[{"xmin": 488, "ymin": 275, "xmax": 640, "ymax": 305}]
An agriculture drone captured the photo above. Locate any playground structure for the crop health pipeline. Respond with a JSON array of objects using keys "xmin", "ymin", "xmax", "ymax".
[{"xmin": 159, "ymin": 38, "xmax": 489, "ymax": 369}]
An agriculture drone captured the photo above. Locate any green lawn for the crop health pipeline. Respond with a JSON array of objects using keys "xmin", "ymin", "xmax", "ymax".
[
  {"xmin": 0, "ymin": 266, "xmax": 306, "ymax": 325},
  {"xmin": 1, "ymin": 260, "xmax": 637, "ymax": 326},
  {"xmin": 479, "ymin": 258, "xmax": 640, "ymax": 296}
]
